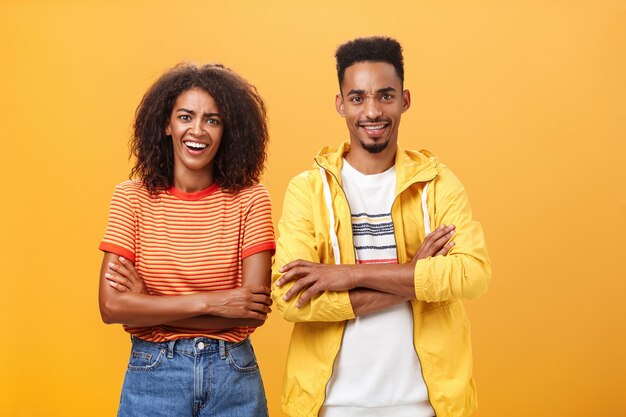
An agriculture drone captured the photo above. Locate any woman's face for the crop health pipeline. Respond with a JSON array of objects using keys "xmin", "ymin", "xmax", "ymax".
[{"xmin": 165, "ymin": 87, "xmax": 224, "ymax": 182}]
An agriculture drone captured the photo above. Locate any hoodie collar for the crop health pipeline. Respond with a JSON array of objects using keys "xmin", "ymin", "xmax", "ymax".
[{"xmin": 314, "ymin": 141, "xmax": 440, "ymax": 190}]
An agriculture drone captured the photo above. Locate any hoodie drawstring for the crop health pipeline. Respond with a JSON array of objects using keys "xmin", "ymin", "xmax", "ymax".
[
  {"xmin": 319, "ymin": 167, "xmax": 341, "ymax": 265},
  {"xmin": 421, "ymin": 182, "xmax": 431, "ymax": 235}
]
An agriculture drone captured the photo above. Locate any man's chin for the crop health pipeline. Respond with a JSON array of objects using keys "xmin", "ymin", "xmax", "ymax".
[{"xmin": 360, "ymin": 138, "xmax": 389, "ymax": 154}]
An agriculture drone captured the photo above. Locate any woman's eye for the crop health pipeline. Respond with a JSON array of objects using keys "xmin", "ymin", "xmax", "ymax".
[
  {"xmin": 179, "ymin": 115, "xmax": 191, "ymax": 121},
  {"xmin": 207, "ymin": 119, "xmax": 220, "ymax": 125}
]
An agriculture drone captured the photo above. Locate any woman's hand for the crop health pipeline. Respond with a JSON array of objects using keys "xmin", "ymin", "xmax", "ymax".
[
  {"xmin": 210, "ymin": 286, "xmax": 272, "ymax": 320},
  {"xmin": 104, "ymin": 257, "xmax": 149, "ymax": 294}
]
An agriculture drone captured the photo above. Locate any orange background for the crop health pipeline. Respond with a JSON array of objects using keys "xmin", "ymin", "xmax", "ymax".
[{"xmin": 1, "ymin": 1, "xmax": 625, "ymax": 416}]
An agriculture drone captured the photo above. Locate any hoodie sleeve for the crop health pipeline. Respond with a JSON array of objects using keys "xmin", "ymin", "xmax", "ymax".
[
  {"xmin": 413, "ymin": 167, "xmax": 492, "ymax": 301},
  {"xmin": 271, "ymin": 173, "xmax": 356, "ymax": 322}
]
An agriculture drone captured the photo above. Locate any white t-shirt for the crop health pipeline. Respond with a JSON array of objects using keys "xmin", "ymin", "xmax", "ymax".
[{"xmin": 320, "ymin": 159, "xmax": 434, "ymax": 417}]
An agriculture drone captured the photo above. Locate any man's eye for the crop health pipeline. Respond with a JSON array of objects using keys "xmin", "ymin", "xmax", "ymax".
[
  {"xmin": 381, "ymin": 94, "xmax": 392, "ymax": 101},
  {"xmin": 350, "ymin": 96, "xmax": 363, "ymax": 103}
]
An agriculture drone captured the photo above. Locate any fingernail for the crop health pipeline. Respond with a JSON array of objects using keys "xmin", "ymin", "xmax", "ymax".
[
  {"xmin": 108, "ymin": 262, "xmax": 115, "ymax": 268},
  {"xmin": 275, "ymin": 280, "xmax": 281, "ymax": 287},
  {"xmin": 108, "ymin": 281, "xmax": 116, "ymax": 287},
  {"xmin": 282, "ymin": 295, "xmax": 288, "ymax": 301},
  {"xmin": 119, "ymin": 257, "xmax": 125, "ymax": 262},
  {"xmin": 105, "ymin": 273, "xmax": 112, "ymax": 278},
  {"xmin": 279, "ymin": 267, "xmax": 285, "ymax": 272}
]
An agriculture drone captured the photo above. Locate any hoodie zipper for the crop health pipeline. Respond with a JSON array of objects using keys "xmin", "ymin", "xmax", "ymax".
[{"xmin": 313, "ymin": 160, "xmax": 359, "ymax": 415}]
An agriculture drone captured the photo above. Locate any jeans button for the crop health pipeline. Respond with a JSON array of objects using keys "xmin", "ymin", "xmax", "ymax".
[{"xmin": 197, "ymin": 342, "xmax": 205, "ymax": 350}]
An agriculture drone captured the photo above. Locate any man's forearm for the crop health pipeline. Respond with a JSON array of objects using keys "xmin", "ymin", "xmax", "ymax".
[
  {"xmin": 349, "ymin": 288, "xmax": 410, "ymax": 317},
  {"xmin": 349, "ymin": 263, "xmax": 416, "ymax": 298}
]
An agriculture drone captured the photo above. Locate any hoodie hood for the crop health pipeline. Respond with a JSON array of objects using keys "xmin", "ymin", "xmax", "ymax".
[{"xmin": 313, "ymin": 141, "xmax": 441, "ymax": 193}]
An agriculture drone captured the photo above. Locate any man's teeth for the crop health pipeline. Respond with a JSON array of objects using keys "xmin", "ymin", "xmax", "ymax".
[
  {"xmin": 184, "ymin": 141, "xmax": 208, "ymax": 149},
  {"xmin": 363, "ymin": 125, "xmax": 385, "ymax": 131}
]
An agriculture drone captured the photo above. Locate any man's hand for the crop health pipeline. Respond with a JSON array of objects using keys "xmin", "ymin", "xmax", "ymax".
[
  {"xmin": 105, "ymin": 257, "xmax": 149, "ymax": 294},
  {"xmin": 276, "ymin": 262, "xmax": 355, "ymax": 307},
  {"xmin": 411, "ymin": 224, "xmax": 455, "ymax": 263},
  {"xmin": 211, "ymin": 286, "xmax": 273, "ymax": 320}
]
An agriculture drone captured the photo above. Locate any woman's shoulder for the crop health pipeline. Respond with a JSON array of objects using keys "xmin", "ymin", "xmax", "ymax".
[
  {"xmin": 111, "ymin": 179, "xmax": 153, "ymax": 201},
  {"xmin": 221, "ymin": 183, "xmax": 271, "ymax": 206}
]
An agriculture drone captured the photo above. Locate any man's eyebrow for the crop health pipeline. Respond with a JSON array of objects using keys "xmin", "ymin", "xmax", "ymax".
[
  {"xmin": 346, "ymin": 87, "xmax": 397, "ymax": 96},
  {"xmin": 346, "ymin": 89, "xmax": 365, "ymax": 96},
  {"xmin": 175, "ymin": 108, "xmax": 221, "ymax": 117},
  {"xmin": 377, "ymin": 87, "xmax": 397, "ymax": 94}
]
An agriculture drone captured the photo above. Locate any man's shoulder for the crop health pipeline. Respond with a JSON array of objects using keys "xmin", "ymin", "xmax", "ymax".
[{"xmin": 286, "ymin": 168, "xmax": 321, "ymax": 191}]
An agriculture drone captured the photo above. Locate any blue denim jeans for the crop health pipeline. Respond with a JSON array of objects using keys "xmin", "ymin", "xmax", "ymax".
[{"xmin": 117, "ymin": 336, "xmax": 268, "ymax": 417}]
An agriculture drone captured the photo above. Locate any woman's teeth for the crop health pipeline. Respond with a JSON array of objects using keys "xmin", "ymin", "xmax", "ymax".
[{"xmin": 184, "ymin": 141, "xmax": 208, "ymax": 149}]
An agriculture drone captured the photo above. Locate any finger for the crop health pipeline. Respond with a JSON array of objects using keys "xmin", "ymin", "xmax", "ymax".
[
  {"xmin": 243, "ymin": 311, "xmax": 267, "ymax": 320},
  {"xmin": 419, "ymin": 225, "xmax": 447, "ymax": 254},
  {"xmin": 424, "ymin": 224, "xmax": 450, "ymax": 243},
  {"xmin": 422, "ymin": 226, "xmax": 455, "ymax": 255},
  {"xmin": 107, "ymin": 278, "xmax": 127, "ymax": 292},
  {"xmin": 250, "ymin": 286, "xmax": 271, "ymax": 295},
  {"xmin": 279, "ymin": 259, "xmax": 312, "ymax": 273},
  {"xmin": 105, "ymin": 272, "xmax": 133, "ymax": 291},
  {"xmin": 248, "ymin": 303, "xmax": 271, "ymax": 314},
  {"xmin": 435, "ymin": 241, "xmax": 455, "ymax": 256},
  {"xmin": 431, "ymin": 230, "xmax": 455, "ymax": 252},
  {"xmin": 296, "ymin": 284, "xmax": 322, "ymax": 308},
  {"xmin": 119, "ymin": 257, "xmax": 139, "ymax": 278},
  {"xmin": 251, "ymin": 294, "xmax": 273, "ymax": 306},
  {"xmin": 283, "ymin": 278, "xmax": 313, "ymax": 301},
  {"xmin": 108, "ymin": 261, "xmax": 131, "ymax": 279},
  {"xmin": 275, "ymin": 267, "xmax": 308, "ymax": 287}
]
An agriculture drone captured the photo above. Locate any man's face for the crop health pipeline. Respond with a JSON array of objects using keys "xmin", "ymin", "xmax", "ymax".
[{"xmin": 336, "ymin": 61, "xmax": 410, "ymax": 154}]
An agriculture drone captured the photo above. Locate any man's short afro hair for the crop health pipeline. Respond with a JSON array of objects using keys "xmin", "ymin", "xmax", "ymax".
[{"xmin": 335, "ymin": 36, "xmax": 404, "ymax": 87}]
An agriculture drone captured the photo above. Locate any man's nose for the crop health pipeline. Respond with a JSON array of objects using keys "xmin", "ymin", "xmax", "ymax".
[{"xmin": 364, "ymin": 98, "xmax": 382, "ymax": 119}]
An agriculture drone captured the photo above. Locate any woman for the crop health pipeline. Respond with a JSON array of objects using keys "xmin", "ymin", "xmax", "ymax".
[{"xmin": 98, "ymin": 63, "xmax": 274, "ymax": 417}]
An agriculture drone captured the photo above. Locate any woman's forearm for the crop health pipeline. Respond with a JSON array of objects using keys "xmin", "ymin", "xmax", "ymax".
[{"xmin": 100, "ymin": 291, "xmax": 213, "ymax": 327}]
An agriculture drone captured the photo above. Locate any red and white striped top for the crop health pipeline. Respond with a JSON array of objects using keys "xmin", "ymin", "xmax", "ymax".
[{"xmin": 99, "ymin": 180, "xmax": 275, "ymax": 342}]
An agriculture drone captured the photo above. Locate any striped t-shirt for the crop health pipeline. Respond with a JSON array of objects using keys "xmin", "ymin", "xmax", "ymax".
[{"xmin": 99, "ymin": 180, "xmax": 275, "ymax": 342}]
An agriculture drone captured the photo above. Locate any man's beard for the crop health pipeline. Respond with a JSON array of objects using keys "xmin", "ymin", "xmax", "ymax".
[{"xmin": 360, "ymin": 137, "xmax": 390, "ymax": 154}]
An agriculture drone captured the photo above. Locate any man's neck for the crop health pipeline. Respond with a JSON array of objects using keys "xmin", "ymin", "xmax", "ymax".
[{"xmin": 344, "ymin": 143, "xmax": 397, "ymax": 175}]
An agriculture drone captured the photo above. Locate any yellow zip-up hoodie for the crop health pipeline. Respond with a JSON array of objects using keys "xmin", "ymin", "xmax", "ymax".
[{"xmin": 272, "ymin": 142, "xmax": 492, "ymax": 417}]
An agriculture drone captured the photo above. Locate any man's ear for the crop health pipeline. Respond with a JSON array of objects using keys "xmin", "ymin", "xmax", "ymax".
[
  {"xmin": 402, "ymin": 89, "xmax": 411, "ymax": 113},
  {"xmin": 335, "ymin": 93, "xmax": 346, "ymax": 117}
]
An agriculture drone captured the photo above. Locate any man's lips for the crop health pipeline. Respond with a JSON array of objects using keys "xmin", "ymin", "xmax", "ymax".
[
  {"xmin": 358, "ymin": 121, "xmax": 389, "ymax": 138},
  {"xmin": 360, "ymin": 123, "xmax": 387, "ymax": 131}
]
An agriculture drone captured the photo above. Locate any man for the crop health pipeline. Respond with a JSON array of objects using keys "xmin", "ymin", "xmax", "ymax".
[{"xmin": 272, "ymin": 36, "xmax": 491, "ymax": 417}]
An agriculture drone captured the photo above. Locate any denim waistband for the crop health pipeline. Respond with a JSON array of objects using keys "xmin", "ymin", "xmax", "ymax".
[{"xmin": 131, "ymin": 336, "xmax": 247, "ymax": 359}]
